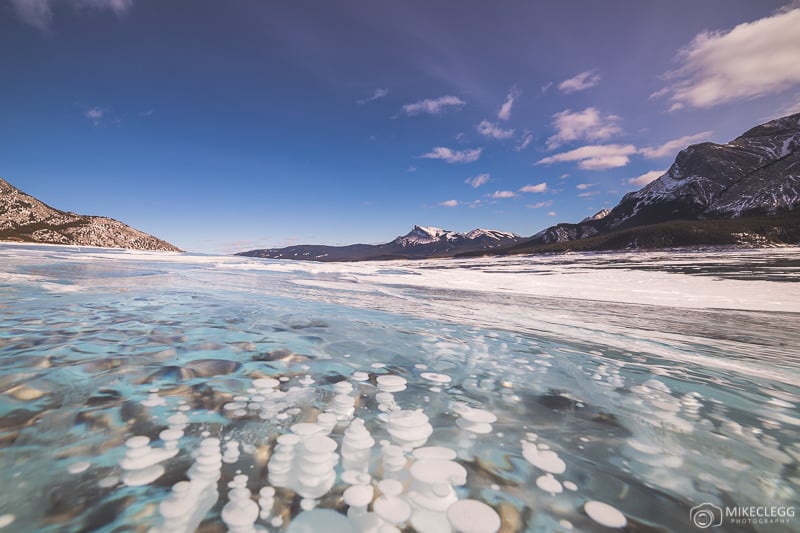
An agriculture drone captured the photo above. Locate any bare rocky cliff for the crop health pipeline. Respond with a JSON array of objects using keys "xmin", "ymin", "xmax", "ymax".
[{"xmin": 0, "ymin": 178, "xmax": 181, "ymax": 251}]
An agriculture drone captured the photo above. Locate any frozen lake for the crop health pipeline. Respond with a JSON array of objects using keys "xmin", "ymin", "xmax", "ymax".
[{"xmin": 1, "ymin": 244, "xmax": 798, "ymax": 532}]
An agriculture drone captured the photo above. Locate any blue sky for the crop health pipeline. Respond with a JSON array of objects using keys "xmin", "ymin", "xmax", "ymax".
[{"xmin": 2, "ymin": 0, "xmax": 799, "ymax": 253}]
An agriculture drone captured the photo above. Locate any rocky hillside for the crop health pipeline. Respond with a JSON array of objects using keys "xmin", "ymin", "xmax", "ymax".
[
  {"xmin": 238, "ymin": 225, "xmax": 522, "ymax": 261},
  {"xmin": 504, "ymin": 112, "xmax": 800, "ymax": 253},
  {"xmin": 0, "ymin": 177, "xmax": 181, "ymax": 251}
]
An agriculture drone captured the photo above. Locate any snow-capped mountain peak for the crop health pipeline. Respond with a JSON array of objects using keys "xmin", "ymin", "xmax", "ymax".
[
  {"xmin": 579, "ymin": 209, "xmax": 610, "ymax": 223},
  {"xmin": 464, "ymin": 228, "xmax": 521, "ymax": 240},
  {"xmin": 395, "ymin": 225, "xmax": 460, "ymax": 246},
  {"xmin": 394, "ymin": 225, "xmax": 521, "ymax": 247}
]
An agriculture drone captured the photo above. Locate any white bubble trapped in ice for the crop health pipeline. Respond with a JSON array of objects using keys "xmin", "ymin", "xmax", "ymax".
[
  {"xmin": 453, "ymin": 404, "xmax": 497, "ymax": 434},
  {"xmin": 521, "ymin": 440, "xmax": 565, "ymax": 474},
  {"xmin": 535, "ymin": 473, "xmax": 563, "ymax": 494},
  {"xmin": 387, "ymin": 409, "xmax": 433, "ymax": 449},
  {"xmin": 584, "ymin": 501, "xmax": 627, "ymax": 528},
  {"xmin": 420, "ymin": 372, "xmax": 452, "ymax": 384},
  {"xmin": 341, "ymin": 418, "xmax": 375, "ymax": 472},
  {"xmin": 446, "ymin": 499, "xmax": 501, "ymax": 533},
  {"xmin": 68, "ymin": 461, "xmax": 91, "ymax": 474},
  {"xmin": 221, "ymin": 475, "xmax": 259, "ymax": 533},
  {"xmin": 119, "ymin": 435, "xmax": 177, "ymax": 486},
  {"xmin": 377, "ymin": 375, "xmax": 407, "ymax": 393}
]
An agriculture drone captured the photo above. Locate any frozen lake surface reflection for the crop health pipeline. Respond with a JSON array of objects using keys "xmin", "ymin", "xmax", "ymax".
[{"xmin": 1, "ymin": 245, "xmax": 799, "ymax": 532}]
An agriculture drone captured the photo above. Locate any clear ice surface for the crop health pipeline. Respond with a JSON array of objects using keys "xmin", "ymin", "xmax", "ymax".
[{"xmin": 0, "ymin": 244, "xmax": 799, "ymax": 532}]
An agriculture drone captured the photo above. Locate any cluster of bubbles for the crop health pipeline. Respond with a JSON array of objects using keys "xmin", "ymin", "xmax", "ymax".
[{"xmin": 101, "ymin": 361, "xmax": 634, "ymax": 532}]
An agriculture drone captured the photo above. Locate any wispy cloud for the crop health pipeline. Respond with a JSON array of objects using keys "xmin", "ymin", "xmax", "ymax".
[
  {"xmin": 83, "ymin": 104, "xmax": 122, "ymax": 126},
  {"xmin": 85, "ymin": 107, "xmax": 104, "ymax": 125},
  {"xmin": 519, "ymin": 182, "xmax": 548, "ymax": 193},
  {"xmin": 488, "ymin": 190, "xmax": 516, "ymax": 199},
  {"xmin": 515, "ymin": 130, "xmax": 534, "ymax": 151},
  {"xmin": 476, "ymin": 120, "xmax": 514, "ymax": 140},
  {"xmin": 527, "ymin": 200, "xmax": 554, "ymax": 209},
  {"xmin": 639, "ymin": 131, "xmax": 712, "ymax": 158},
  {"xmin": 420, "ymin": 146, "xmax": 482, "ymax": 164},
  {"xmin": 403, "ymin": 95, "xmax": 465, "ymax": 116},
  {"xmin": 537, "ymin": 144, "xmax": 638, "ymax": 170},
  {"xmin": 654, "ymin": 7, "xmax": 800, "ymax": 110},
  {"xmin": 776, "ymin": 98, "xmax": 800, "ymax": 117},
  {"xmin": 497, "ymin": 85, "xmax": 521, "ymax": 120},
  {"xmin": 465, "ymin": 173, "xmax": 490, "ymax": 188},
  {"xmin": 546, "ymin": 107, "xmax": 621, "ymax": 149},
  {"xmin": 357, "ymin": 88, "xmax": 389, "ymax": 105},
  {"xmin": 10, "ymin": 0, "xmax": 133, "ymax": 30},
  {"xmin": 547, "ymin": 211, "xmax": 557, "ymax": 217},
  {"xmin": 627, "ymin": 169, "xmax": 666, "ymax": 187},
  {"xmin": 407, "ymin": 165, "xmax": 417, "ymax": 173},
  {"xmin": 578, "ymin": 191, "xmax": 599, "ymax": 198},
  {"xmin": 439, "ymin": 199, "xmax": 459, "ymax": 207},
  {"xmin": 558, "ymin": 70, "xmax": 601, "ymax": 93},
  {"xmin": 576, "ymin": 183, "xmax": 593, "ymax": 190}
]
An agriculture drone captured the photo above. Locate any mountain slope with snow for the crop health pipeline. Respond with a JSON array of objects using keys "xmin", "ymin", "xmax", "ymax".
[{"xmin": 501, "ymin": 113, "xmax": 800, "ymax": 252}]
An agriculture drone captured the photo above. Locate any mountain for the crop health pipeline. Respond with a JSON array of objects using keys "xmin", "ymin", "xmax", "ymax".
[
  {"xmin": 237, "ymin": 225, "xmax": 522, "ymax": 261},
  {"xmin": 0, "ymin": 177, "xmax": 181, "ymax": 251},
  {"xmin": 492, "ymin": 112, "xmax": 800, "ymax": 255}
]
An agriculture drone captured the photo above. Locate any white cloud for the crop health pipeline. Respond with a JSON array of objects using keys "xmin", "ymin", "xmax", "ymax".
[
  {"xmin": 85, "ymin": 106, "xmax": 105, "ymax": 125},
  {"xmin": 420, "ymin": 146, "xmax": 482, "ymax": 164},
  {"xmin": 527, "ymin": 200, "xmax": 554, "ymax": 209},
  {"xmin": 465, "ymin": 173, "xmax": 490, "ymax": 188},
  {"xmin": 407, "ymin": 166, "xmax": 417, "ymax": 173},
  {"xmin": 519, "ymin": 182, "xmax": 548, "ymax": 193},
  {"xmin": 403, "ymin": 95, "xmax": 465, "ymax": 115},
  {"xmin": 515, "ymin": 130, "xmax": 534, "ymax": 151},
  {"xmin": 546, "ymin": 108, "xmax": 621, "ymax": 149},
  {"xmin": 439, "ymin": 199, "xmax": 459, "ymax": 207},
  {"xmin": 576, "ymin": 183, "xmax": 593, "ymax": 190},
  {"xmin": 497, "ymin": 85, "xmax": 521, "ymax": 120},
  {"xmin": 578, "ymin": 191, "xmax": 599, "ymax": 198},
  {"xmin": 86, "ymin": 107, "xmax": 103, "ymax": 120},
  {"xmin": 559, "ymin": 173, "xmax": 570, "ymax": 179},
  {"xmin": 10, "ymin": 0, "xmax": 133, "ymax": 29},
  {"xmin": 488, "ymin": 190, "xmax": 516, "ymax": 199},
  {"xmin": 655, "ymin": 7, "xmax": 800, "ymax": 109},
  {"xmin": 547, "ymin": 211, "xmax": 557, "ymax": 217},
  {"xmin": 537, "ymin": 144, "xmax": 638, "ymax": 170},
  {"xmin": 639, "ymin": 131, "xmax": 712, "ymax": 158},
  {"xmin": 476, "ymin": 120, "xmax": 515, "ymax": 140},
  {"xmin": 357, "ymin": 88, "xmax": 389, "ymax": 104},
  {"xmin": 627, "ymin": 169, "xmax": 666, "ymax": 187},
  {"xmin": 541, "ymin": 82, "xmax": 553, "ymax": 94},
  {"xmin": 558, "ymin": 70, "xmax": 601, "ymax": 93}
]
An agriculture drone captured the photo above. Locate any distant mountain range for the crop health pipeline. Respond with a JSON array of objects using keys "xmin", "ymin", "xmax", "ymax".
[
  {"xmin": 0, "ymin": 177, "xmax": 180, "ymax": 251},
  {"xmin": 237, "ymin": 225, "xmax": 523, "ymax": 261},
  {"xmin": 241, "ymin": 112, "xmax": 799, "ymax": 261}
]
